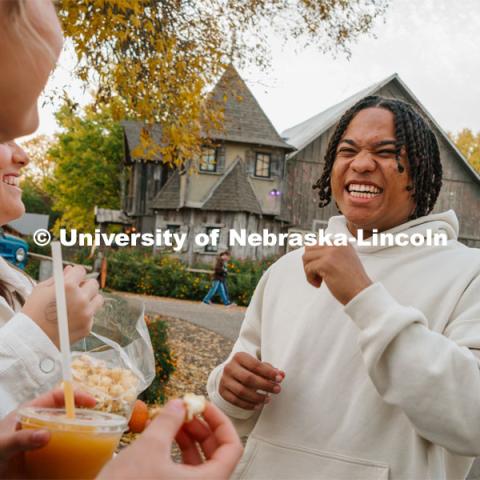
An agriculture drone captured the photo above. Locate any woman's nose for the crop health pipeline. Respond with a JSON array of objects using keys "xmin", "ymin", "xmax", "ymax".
[{"xmin": 10, "ymin": 142, "xmax": 30, "ymax": 167}]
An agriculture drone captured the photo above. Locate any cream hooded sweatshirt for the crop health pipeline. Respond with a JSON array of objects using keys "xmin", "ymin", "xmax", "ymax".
[{"xmin": 207, "ymin": 210, "xmax": 480, "ymax": 480}]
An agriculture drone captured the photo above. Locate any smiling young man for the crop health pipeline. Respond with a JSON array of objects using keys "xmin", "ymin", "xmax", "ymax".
[{"xmin": 207, "ymin": 96, "xmax": 480, "ymax": 480}]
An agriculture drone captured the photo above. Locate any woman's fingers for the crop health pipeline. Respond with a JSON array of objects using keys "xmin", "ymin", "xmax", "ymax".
[
  {"xmin": 175, "ymin": 429, "xmax": 203, "ymax": 465},
  {"xmin": 201, "ymin": 403, "xmax": 243, "ymax": 463},
  {"xmin": 181, "ymin": 403, "xmax": 243, "ymax": 466},
  {"xmin": 64, "ymin": 265, "xmax": 87, "ymax": 286},
  {"xmin": 89, "ymin": 294, "xmax": 104, "ymax": 314},
  {"xmin": 74, "ymin": 390, "xmax": 98, "ymax": 408},
  {"xmin": 182, "ymin": 417, "xmax": 219, "ymax": 460},
  {"xmin": 80, "ymin": 278, "xmax": 100, "ymax": 300},
  {"xmin": 27, "ymin": 389, "xmax": 96, "ymax": 409},
  {"xmin": 0, "ymin": 429, "xmax": 50, "ymax": 459}
]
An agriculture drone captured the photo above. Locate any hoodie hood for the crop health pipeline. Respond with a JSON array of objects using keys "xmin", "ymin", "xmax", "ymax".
[{"xmin": 325, "ymin": 210, "xmax": 459, "ymax": 254}]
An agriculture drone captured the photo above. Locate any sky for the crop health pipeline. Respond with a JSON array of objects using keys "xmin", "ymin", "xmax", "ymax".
[{"xmin": 35, "ymin": 0, "xmax": 480, "ymax": 139}]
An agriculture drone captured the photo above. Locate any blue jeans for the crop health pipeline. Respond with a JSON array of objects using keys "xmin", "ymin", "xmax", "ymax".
[{"xmin": 203, "ymin": 280, "xmax": 231, "ymax": 305}]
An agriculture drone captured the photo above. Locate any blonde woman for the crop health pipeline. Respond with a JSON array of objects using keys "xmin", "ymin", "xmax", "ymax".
[{"xmin": 0, "ymin": 1, "xmax": 103, "ymax": 417}]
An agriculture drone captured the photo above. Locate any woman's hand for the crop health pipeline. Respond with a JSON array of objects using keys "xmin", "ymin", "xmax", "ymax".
[
  {"xmin": 99, "ymin": 400, "xmax": 243, "ymax": 480},
  {"xmin": 0, "ymin": 389, "xmax": 96, "ymax": 479},
  {"xmin": 22, "ymin": 265, "xmax": 104, "ymax": 347}
]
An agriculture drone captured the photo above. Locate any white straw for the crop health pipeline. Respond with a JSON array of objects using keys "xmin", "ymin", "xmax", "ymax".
[{"xmin": 51, "ymin": 241, "xmax": 72, "ymax": 382}]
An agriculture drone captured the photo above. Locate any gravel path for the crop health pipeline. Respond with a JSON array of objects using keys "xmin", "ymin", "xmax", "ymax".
[
  {"xmin": 117, "ymin": 292, "xmax": 245, "ymax": 341},
  {"xmin": 120, "ymin": 313, "xmax": 235, "ymax": 450},
  {"xmin": 162, "ymin": 315, "xmax": 234, "ymax": 398}
]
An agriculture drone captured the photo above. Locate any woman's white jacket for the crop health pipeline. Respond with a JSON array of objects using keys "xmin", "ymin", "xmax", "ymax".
[{"xmin": 0, "ymin": 258, "xmax": 61, "ymax": 417}]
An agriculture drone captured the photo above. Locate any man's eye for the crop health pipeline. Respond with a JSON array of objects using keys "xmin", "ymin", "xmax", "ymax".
[
  {"xmin": 337, "ymin": 148, "xmax": 357, "ymax": 155},
  {"xmin": 376, "ymin": 150, "xmax": 396, "ymax": 156}
]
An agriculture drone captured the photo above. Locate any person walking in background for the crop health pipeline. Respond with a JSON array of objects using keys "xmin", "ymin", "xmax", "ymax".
[{"xmin": 203, "ymin": 251, "xmax": 235, "ymax": 306}]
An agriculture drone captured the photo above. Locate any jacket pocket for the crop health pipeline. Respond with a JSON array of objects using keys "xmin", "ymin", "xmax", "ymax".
[{"xmin": 234, "ymin": 436, "xmax": 389, "ymax": 480}]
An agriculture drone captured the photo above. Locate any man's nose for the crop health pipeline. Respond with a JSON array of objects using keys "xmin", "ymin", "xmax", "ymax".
[{"xmin": 350, "ymin": 151, "xmax": 376, "ymax": 173}]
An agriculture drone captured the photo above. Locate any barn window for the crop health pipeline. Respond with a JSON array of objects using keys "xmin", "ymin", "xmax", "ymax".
[
  {"xmin": 166, "ymin": 224, "xmax": 181, "ymax": 249},
  {"xmin": 205, "ymin": 226, "xmax": 220, "ymax": 253},
  {"xmin": 255, "ymin": 153, "xmax": 271, "ymax": 178},
  {"xmin": 166, "ymin": 224, "xmax": 180, "ymax": 234},
  {"xmin": 200, "ymin": 147, "xmax": 217, "ymax": 172}
]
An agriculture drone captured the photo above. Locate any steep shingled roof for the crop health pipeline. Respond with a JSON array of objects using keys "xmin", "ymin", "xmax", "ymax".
[
  {"xmin": 121, "ymin": 120, "xmax": 164, "ymax": 162},
  {"xmin": 122, "ymin": 65, "xmax": 295, "ymax": 161},
  {"xmin": 151, "ymin": 171, "xmax": 181, "ymax": 209},
  {"xmin": 202, "ymin": 159, "xmax": 262, "ymax": 215},
  {"xmin": 207, "ymin": 65, "xmax": 294, "ymax": 151}
]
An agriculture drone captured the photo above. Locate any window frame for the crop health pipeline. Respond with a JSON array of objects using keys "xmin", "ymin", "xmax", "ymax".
[
  {"xmin": 204, "ymin": 226, "xmax": 220, "ymax": 253},
  {"xmin": 199, "ymin": 146, "xmax": 218, "ymax": 173},
  {"xmin": 166, "ymin": 224, "xmax": 180, "ymax": 234},
  {"xmin": 165, "ymin": 224, "xmax": 181, "ymax": 250},
  {"xmin": 254, "ymin": 152, "xmax": 272, "ymax": 178}
]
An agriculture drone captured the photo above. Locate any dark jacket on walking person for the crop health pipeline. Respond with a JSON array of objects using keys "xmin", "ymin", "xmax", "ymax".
[
  {"xmin": 213, "ymin": 256, "xmax": 228, "ymax": 281},
  {"xmin": 203, "ymin": 252, "xmax": 234, "ymax": 306}
]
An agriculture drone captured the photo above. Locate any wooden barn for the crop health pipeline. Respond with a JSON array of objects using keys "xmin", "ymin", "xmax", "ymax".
[
  {"xmin": 121, "ymin": 65, "xmax": 294, "ymax": 264},
  {"xmin": 281, "ymin": 73, "xmax": 480, "ymax": 248}
]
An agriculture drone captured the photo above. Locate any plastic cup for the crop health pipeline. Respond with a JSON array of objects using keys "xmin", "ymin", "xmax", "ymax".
[{"xmin": 17, "ymin": 407, "xmax": 127, "ymax": 480}]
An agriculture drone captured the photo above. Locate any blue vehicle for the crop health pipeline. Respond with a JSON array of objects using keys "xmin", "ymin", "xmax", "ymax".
[{"xmin": 0, "ymin": 228, "xmax": 29, "ymax": 269}]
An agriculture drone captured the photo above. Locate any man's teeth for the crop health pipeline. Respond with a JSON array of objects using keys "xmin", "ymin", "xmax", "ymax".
[
  {"xmin": 347, "ymin": 183, "xmax": 382, "ymax": 198},
  {"xmin": 3, "ymin": 176, "xmax": 20, "ymax": 187}
]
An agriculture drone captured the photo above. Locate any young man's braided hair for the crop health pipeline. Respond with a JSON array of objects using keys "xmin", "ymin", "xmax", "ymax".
[{"xmin": 312, "ymin": 96, "xmax": 443, "ymax": 219}]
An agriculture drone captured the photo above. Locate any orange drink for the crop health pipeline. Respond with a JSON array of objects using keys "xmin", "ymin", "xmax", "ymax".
[{"xmin": 17, "ymin": 407, "xmax": 127, "ymax": 480}]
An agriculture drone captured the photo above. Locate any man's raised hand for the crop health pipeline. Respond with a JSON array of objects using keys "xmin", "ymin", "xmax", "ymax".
[{"xmin": 302, "ymin": 244, "xmax": 372, "ymax": 305}]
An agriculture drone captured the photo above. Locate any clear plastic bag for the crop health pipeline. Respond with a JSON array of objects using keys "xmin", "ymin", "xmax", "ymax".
[{"xmin": 71, "ymin": 293, "xmax": 155, "ymax": 419}]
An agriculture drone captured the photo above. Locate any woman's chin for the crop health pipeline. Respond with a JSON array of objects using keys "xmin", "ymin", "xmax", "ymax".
[{"xmin": 0, "ymin": 203, "xmax": 26, "ymax": 225}]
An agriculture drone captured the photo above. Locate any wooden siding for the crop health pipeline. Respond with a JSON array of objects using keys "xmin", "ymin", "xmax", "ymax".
[{"xmin": 155, "ymin": 209, "xmax": 286, "ymax": 265}]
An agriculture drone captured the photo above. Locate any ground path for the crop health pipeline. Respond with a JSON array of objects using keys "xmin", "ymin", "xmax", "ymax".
[{"xmin": 116, "ymin": 292, "xmax": 245, "ymax": 341}]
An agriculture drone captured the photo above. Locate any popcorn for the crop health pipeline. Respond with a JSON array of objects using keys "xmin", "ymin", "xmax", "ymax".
[
  {"xmin": 71, "ymin": 354, "xmax": 139, "ymax": 418},
  {"xmin": 149, "ymin": 394, "xmax": 207, "ymax": 423},
  {"xmin": 183, "ymin": 394, "xmax": 207, "ymax": 422}
]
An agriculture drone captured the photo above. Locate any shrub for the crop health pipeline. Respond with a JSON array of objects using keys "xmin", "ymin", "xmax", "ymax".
[
  {"xmin": 106, "ymin": 248, "xmax": 147, "ymax": 292},
  {"xmin": 104, "ymin": 248, "xmax": 278, "ymax": 306},
  {"xmin": 140, "ymin": 315, "xmax": 176, "ymax": 404},
  {"xmin": 226, "ymin": 257, "xmax": 277, "ymax": 305}
]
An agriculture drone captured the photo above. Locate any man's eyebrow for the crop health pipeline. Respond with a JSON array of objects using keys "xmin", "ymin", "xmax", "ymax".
[
  {"xmin": 373, "ymin": 140, "xmax": 397, "ymax": 148},
  {"xmin": 338, "ymin": 139, "xmax": 398, "ymax": 148},
  {"xmin": 338, "ymin": 139, "xmax": 356, "ymax": 146}
]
